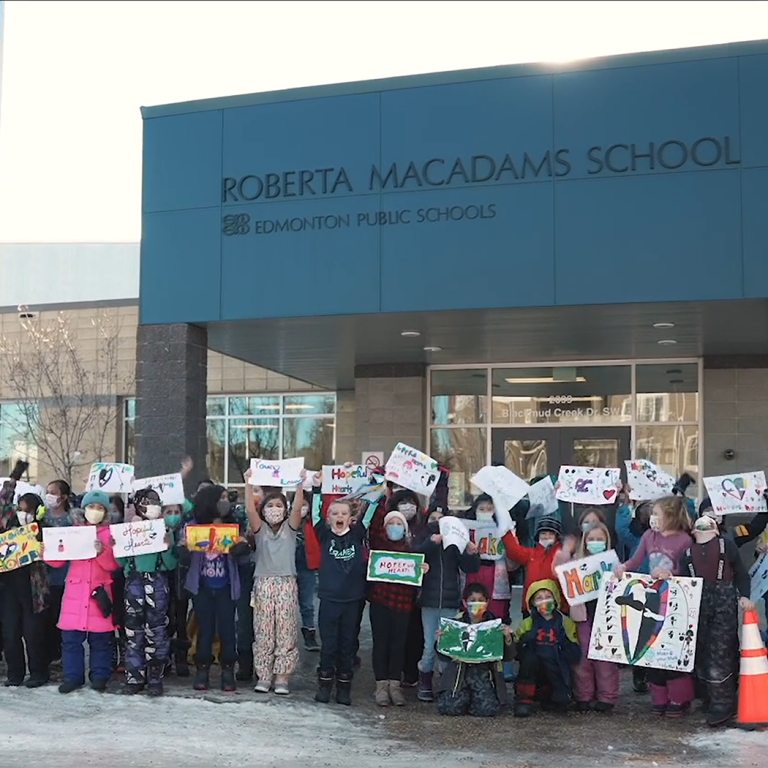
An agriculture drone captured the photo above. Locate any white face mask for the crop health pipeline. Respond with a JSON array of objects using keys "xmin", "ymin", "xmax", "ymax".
[
  {"xmin": 649, "ymin": 516, "xmax": 661, "ymax": 532},
  {"xmin": 398, "ymin": 503, "xmax": 417, "ymax": 520},
  {"xmin": 144, "ymin": 505, "xmax": 162, "ymax": 520},
  {"xmin": 84, "ymin": 505, "xmax": 106, "ymax": 525},
  {"xmin": 44, "ymin": 493, "xmax": 60, "ymax": 509},
  {"xmin": 16, "ymin": 510, "xmax": 34, "ymax": 526},
  {"xmin": 476, "ymin": 510, "xmax": 495, "ymax": 523},
  {"xmin": 263, "ymin": 503, "xmax": 286, "ymax": 525}
]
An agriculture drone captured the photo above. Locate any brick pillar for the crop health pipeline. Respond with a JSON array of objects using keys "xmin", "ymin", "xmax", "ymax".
[
  {"xmin": 134, "ymin": 323, "xmax": 208, "ymax": 496},
  {"xmin": 354, "ymin": 364, "xmax": 426, "ymax": 457}
]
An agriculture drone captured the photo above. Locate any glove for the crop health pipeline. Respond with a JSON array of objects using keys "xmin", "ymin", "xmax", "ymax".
[
  {"xmin": 10, "ymin": 460, "xmax": 29, "ymax": 482},
  {"xmin": 672, "ymin": 472, "xmax": 696, "ymax": 496}
]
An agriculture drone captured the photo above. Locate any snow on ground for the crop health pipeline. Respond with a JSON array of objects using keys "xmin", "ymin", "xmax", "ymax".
[
  {"xmin": 686, "ymin": 727, "xmax": 768, "ymax": 761},
  {"xmin": 0, "ymin": 687, "xmax": 478, "ymax": 768}
]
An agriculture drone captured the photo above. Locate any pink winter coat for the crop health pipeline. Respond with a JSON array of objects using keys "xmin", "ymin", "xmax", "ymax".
[{"xmin": 47, "ymin": 525, "xmax": 119, "ymax": 633}]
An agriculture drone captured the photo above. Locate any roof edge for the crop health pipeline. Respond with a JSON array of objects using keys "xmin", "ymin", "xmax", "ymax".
[{"xmin": 140, "ymin": 38, "xmax": 768, "ymax": 119}]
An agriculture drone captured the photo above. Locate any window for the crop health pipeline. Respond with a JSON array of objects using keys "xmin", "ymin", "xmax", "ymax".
[
  {"xmin": 123, "ymin": 393, "xmax": 336, "ymax": 486},
  {"xmin": 0, "ymin": 402, "xmax": 37, "ymax": 480}
]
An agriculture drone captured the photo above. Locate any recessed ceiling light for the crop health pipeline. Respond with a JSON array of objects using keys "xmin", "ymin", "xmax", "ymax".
[
  {"xmin": 666, "ymin": 369, "xmax": 682, "ymax": 375},
  {"xmin": 400, "ymin": 330, "xmax": 421, "ymax": 338},
  {"xmin": 653, "ymin": 322, "xmax": 675, "ymax": 329},
  {"xmin": 669, "ymin": 379, "xmax": 684, "ymax": 384},
  {"xmin": 657, "ymin": 339, "xmax": 677, "ymax": 346},
  {"xmin": 423, "ymin": 346, "xmax": 442, "ymax": 352}
]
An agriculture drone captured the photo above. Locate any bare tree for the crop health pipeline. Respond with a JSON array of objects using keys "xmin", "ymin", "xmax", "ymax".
[{"xmin": 0, "ymin": 309, "xmax": 134, "ymax": 486}]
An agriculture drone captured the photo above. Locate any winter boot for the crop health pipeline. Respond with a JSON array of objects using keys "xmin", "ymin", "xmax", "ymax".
[
  {"xmin": 417, "ymin": 671, "xmax": 434, "ymax": 703},
  {"xmin": 632, "ymin": 667, "xmax": 648, "ymax": 693},
  {"xmin": 193, "ymin": 664, "xmax": 210, "ymax": 691},
  {"xmin": 147, "ymin": 662, "xmax": 165, "ymax": 697},
  {"xmin": 90, "ymin": 678, "xmax": 109, "ymax": 693},
  {"xmin": 58, "ymin": 680, "xmax": 83, "ymax": 694},
  {"xmin": 336, "ymin": 674, "xmax": 352, "ymax": 706},
  {"xmin": 389, "ymin": 679, "xmax": 406, "ymax": 706},
  {"xmin": 175, "ymin": 646, "xmax": 190, "ymax": 678},
  {"xmin": 374, "ymin": 680, "xmax": 391, "ymax": 706},
  {"xmin": 315, "ymin": 671, "xmax": 334, "ymax": 704},
  {"xmin": 221, "ymin": 665, "xmax": 237, "ymax": 692},
  {"xmin": 706, "ymin": 706, "xmax": 734, "ymax": 727},
  {"xmin": 236, "ymin": 653, "xmax": 253, "ymax": 682},
  {"xmin": 514, "ymin": 702, "xmax": 534, "ymax": 718},
  {"xmin": 302, "ymin": 627, "xmax": 321, "ymax": 652}
]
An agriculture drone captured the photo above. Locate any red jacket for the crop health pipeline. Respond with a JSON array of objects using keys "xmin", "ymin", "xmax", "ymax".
[
  {"xmin": 304, "ymin": 493, "xmax": 342, "ymax": 570},
  {"xmin": 501, "ymin": 530, "xmax": 567, "ymax": 613}
]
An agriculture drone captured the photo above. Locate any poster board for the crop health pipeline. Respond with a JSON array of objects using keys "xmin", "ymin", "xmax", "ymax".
[
  {"xmin": 526, "ymin": 476, "xmax": 559, "ymax": 517},
  {"xmin": 248, "ymin": 458, "xmax": 305, "ymax": 488},
  {"xmin": 185, "ymin": 524, "xmax": 239, "ymax": 554},
  {"xmin": 0, "ymin": 523, "xmax": 42, "ymax": 572},
  {"xmin": 43, "ymin": 526, "xmax": 98, "ymax": 562},
  {"xmin": 366, "ymin": 550, "xmax": 425, "ymax": 586},
  {"xmin": 703, "ymin": 471, "xmax": 768, "ymax": 515},
  {"xmin": 588, "ymin": 572, "xmax": 702, "ymax": 672},
  {"xmin": 439, "ymin": 516, "xmax": 470, "ymax": 553},
  {"xmin": 556, "ymin": 466, "xmax": 621, "ymax": 505},
  {"xmin": 437, "ymin": 618, "xmax": 504, "ymax": 663},
  {"xmin": 625, "ymin": 460, "xmax": 676, "ymax": 501},
  {"xmin": 465, "ymin": 520, "xmax": 505, "ymax": 561},
  {"xmin": 554, "ymin": 549, "xmax": 620, "ymax": 607},
  {"xmin": 321, "ymin": 465, "xmax": 369, "ymax": 495},
  {"xmin": 384, "ymin": 443, "xmax": 440, "ymax": 497},
  {"xmin": 131, "ymin": 473, "xmax": 185, "ymax": 505},
  {"xmin": 110, "ymin": 519, "xmax": 168, "ymax": 558},
  {"xmin": 85, "ymin": 462, "xmax": 134, "ymax": 494},
  {"xmin": 749, "ymin": 552, "xmax": 768, "ymax": 604}
]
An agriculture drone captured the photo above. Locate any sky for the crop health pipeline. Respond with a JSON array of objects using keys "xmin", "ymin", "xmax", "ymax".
[{"xmin": 0, "ymin": 0, "xmax": 767, "ymax": 243}]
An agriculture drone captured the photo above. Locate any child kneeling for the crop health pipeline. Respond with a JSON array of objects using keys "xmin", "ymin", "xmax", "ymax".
[
  {"xmin": 514, "ymin": 579, "xmax": 580, "ymax": 717},
  {"xmin": 435, "ymin": 584, "xmax": 514, "ymax": 718}
]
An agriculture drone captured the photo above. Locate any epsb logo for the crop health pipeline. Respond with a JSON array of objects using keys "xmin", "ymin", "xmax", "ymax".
[{"xmin": 222, "ymin": 214, "xmax": 250, "ymax": 236}]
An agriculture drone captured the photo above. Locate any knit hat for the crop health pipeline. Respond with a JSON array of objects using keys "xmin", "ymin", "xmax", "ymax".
[
  {"xmin": 81, "ymin": 490, "xmax": 111, "ymax": 510},
  {"xmin": 698, "ymin": 496, "xmax": 712, "ymax": 517},
  {"xmin": 535, "ymin": 515, "xmax": 562, "ymax": 538},
  {"xmin": 383, "ymin": 510, "xmax": 409, "ymax": 530}
]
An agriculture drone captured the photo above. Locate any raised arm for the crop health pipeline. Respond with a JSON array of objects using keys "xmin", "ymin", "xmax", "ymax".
[
  {"xmin": 501, "ymin": 529, "xmax": 534, "ymax": 566},
  {"xmin": 288, "ymin": 473, "xmax": 305, "ymax": 531},
  {"xmin": 244, "ymin": 469, "xmax": 263, "ymax": 535}
]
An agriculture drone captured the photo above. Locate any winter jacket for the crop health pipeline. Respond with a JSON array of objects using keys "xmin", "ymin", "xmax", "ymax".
[
  {"xmin": 501, "ymin": 530, "xmax": 565, "ymax": 612},
  {"xmin": 0, "ymin": 504, "xmax": 49, "ymax": 614},
  {"xmin": 728, "ymin": 512, "xmax": 768, "ymax": 549},
  {"xmin": 37, "ymin": 506, "xmax": 75, "ymax": 588},
  {"xmin": 178, "ymin": 543, "xmax": 250, "ymax": 601},
  {"xmin": 413, "ymin": 526, "xmax": 481, "ymax": 610},
  {"xmin": 47, "ymin": 525, "xmax": 120, "ymax": 633},
  {"xmin": 516, "ymin": 579, "xmax": 581, "ymax": 680},
  {"xmin": 434, "ymin": 608, "xmax": 515, "ymax": 703}
]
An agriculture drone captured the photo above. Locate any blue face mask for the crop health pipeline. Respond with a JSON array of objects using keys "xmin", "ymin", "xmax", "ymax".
[
  {"xmin": 165, "ymin": 514, "xmax": 182, "ymax": 529},
  {"xmin": 586, "ymin": 540, "xmax": 607, "ymax": 554},
  {"xmin": 581, "ymin": 521, "xmax": 597, "ymax": 533},
  {"xmin": 387, "ymin": 524, "xmax": 405, "ymax": 541}
]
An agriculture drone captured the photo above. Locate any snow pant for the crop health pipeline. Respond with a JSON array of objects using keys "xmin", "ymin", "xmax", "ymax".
[
  {"xmin": 124, "ymin": 571, "xmax": 171, "ymax": 686},
  {"xmin": 251, "ymin": 575, "xmax": 299, "ymax": 681},
  {"xmin": 694, "ymin": 582, "xmax": 739, "ymax": 718},
  {"xmin": 419, "ymin": 606, "xmax": 459, "ymax": 673},
  {"xmin": 437, "ymin": 664, "xmax": 501, "ymax": 717},
  {"xmin": 236, "ymin": 561, "xmax": 254, "ymax": 664},
  {"xmin": 167, "ymin": 584, "xmax": 191, "ymax": 667},
  {"xmin": 402, "ymin": 606, "xmax": 424, "ymax": 684},
  {"xmin": 515, "ymin": 645, "xmax": 573, "ymax": 707},
  {"xmin": 45, "ymin": 584, "xmax": 65, "ymax": 664},
  {"xmin": 573, "ymin": 619, "xmax": 620, "ymax": 705},
  {"xmin": 647, "ymin": 669, "xmax": 695, "ymax": 707},
  {"xmin": 296, "ymin": 545, "xmax": 318, "ymax": 630},
  {"xmin": 62, "ymin": 630, "xmax": 113, "ymax": 685},
  {"xmin": 1, "ymin": 572, "xmax": 49, "ymax": 683},
  {"xmin": 369, "ymin": 601, "xmax": 411, "ymax": 681},
  {"xmin": 318, "ymin": 598, "xmax": 360, "ymax": 677},
  {"xmin": 193, "ymin": 586, "xmax": 236, "ymax": 667}
]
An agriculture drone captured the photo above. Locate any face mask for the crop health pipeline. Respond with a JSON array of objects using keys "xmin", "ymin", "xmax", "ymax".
[
  {"xmin": 535, "ymin": 598, "xmax": 556, "ymax": 614},
  {"xmin": 85, "ymin": 505, "xmax": 106, "ymax": 525},
  {"xmin": 586, "ymin": 540, "xmax": 607, "ymax": 554},
  {"xmin": 466, "ymin": 601, "xmax": 487, "ymax": 619},
  {"xmin": 144, "ymin": 505, "xmax": 162, "ymax": 520},
  {"xmin": 476, "ymin": 510, "xmax": 495, "ymax": 523},
  {"xmin": 427, "ymin": 519, "xmax": 441, "ymax": 532},
  {"xmin": 301, "ymin": 505, "xmax": 309, "ymax": 518},
  {"xmin": 539, "ymin": 537, "xmax": 555, "ymax": 549},
  {"xmin": 693, "ymin": 529, "xmax": 717, "ymax": 544},
  {"xmin": 44, "ymin": 493, "xmax": 60, "ymax": 509},
  {"xmin": 216, "ymin": 500, "xmax": 232, "ymax": 518},
  {"xmin": 16, "ymin": 511, "xmax": 34, "ymax": 526},
  {"xmin": 581, "ymin": 521, "xmax": 597, "ymax": 533},
  {"xmin": 165, "ymin": 514, "xmax": 182, "ymax": 529},
  {"xmin": 398, "ymin": 503, "xmax": 417, "ymax": 520},
  {"xmin": 263, "ymin": 505, "xmax": 286, "ymax": 525},
  {"xmin": 649, "ymin": 516, "xmax": 661, "ymax": 532},
  {"xmin": 387, "ymin": 524, "xmax": 405, "ymax": 541}
]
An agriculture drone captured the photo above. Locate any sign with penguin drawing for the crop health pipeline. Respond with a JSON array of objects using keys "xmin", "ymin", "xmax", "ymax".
[{"xmin": 588, "ymin": 572, "xmax": 702, "ymax": 672}]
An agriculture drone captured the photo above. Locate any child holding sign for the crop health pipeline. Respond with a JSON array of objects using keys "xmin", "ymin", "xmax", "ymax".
[{"xmin": 555, "ymin": 523, "xmax": 619, "ymax": 712}]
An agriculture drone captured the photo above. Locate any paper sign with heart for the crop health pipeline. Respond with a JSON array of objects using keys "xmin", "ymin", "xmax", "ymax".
[
  {"xmin": 704, "ymin": 471, "xmax": 768, "ymax": 515},
  {"xmin": 555, "ymin": 466, "xmax": 621, "ymax": 506}
]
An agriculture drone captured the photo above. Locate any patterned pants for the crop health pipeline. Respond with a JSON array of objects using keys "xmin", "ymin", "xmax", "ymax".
[
  {"xmin": 437, "ymin": 665, "xmax": 501, "ymax": 717},
  {"xmin": 124, "ymin": 571, "xmax": 171, "ymax": 685},
  {"xmin": 251, "ymin": 576, "xmax": 299, "ymax": 681}
]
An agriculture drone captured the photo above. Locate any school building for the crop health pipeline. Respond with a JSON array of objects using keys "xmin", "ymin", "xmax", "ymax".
[{"xmin": 4, "ymin": 38, "xmax": 768, "ymax": 502}]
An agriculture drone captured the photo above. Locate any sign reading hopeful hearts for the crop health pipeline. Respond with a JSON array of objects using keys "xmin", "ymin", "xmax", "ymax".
[
  {"xmin": 555, "ymin": 466, "xmax": 621, "ymax": 506},
  {"xmin": 703, "ymin": 471, "xmax": 767, "ymax": 515}
]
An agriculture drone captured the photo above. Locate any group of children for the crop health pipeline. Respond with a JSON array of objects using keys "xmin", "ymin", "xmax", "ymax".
[{"xmin": 0, "ymin": 459, "xmax": 766, "ymax": 728}]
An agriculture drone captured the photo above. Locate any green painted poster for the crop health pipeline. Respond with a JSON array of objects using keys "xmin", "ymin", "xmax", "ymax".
[
  {"xmin": 366, "ymin": 550, "xmax": 425, "ymax": 586},
  {"xmin": 437, "ymin": 618, "xmax": 504, "ymax": 663}
]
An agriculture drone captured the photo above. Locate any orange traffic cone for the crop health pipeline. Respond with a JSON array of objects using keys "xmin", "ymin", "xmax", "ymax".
[{"xmin": 737, "ymin": 609, "xmax": 768, "ymax": 730}]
